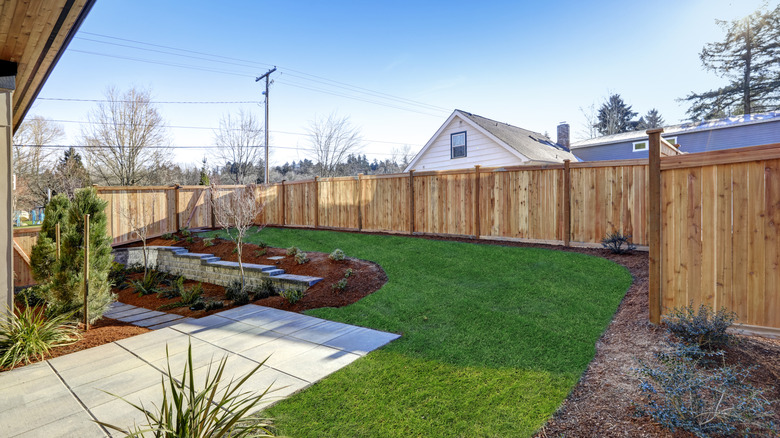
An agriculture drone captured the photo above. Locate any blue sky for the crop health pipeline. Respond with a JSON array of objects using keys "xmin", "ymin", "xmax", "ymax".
[{"xmin": 29, "ymin": 0, "xmax": 773, "ymax": 167}]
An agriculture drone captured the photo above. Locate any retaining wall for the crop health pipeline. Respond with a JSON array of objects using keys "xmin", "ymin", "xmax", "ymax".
[{"xmin": 113, "ymin": 246, "xmax": 321, "ymax": 290}]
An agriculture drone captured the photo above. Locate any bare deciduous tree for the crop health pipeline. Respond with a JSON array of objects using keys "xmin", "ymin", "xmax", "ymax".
[
  {"xmin": 210, "ymin": 184, "xmax": 266, "ymax": 289},
  {"xmin": 118, "ymin": 195, "xmax": 156, "ymax": 280},
  {"xmin": 12, "ymin": 116, "xmax": 64, "ymax": 208},
  {"xmin": 81, "ymin": 86, "xmax": 172, "ymax": 186},
  {"xmin": 307, "ymin": 113, "xmax": 362, "ymax": 177},
  {"xmin": 212, "ymin": 110, "xmax": 264, "ymax": 184},
  {"xmin": 577, "ymin": 103, "xmax": 599, "ymax": 141}
]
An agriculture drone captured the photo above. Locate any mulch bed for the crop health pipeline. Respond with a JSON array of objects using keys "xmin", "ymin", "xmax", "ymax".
[
  {"xmin": 117, "ymin": 235, "xmax": 387, "ymax": 318},
  {"xmin": 0, "ymin": 317, "xmax": 150, "ymax": 372}
]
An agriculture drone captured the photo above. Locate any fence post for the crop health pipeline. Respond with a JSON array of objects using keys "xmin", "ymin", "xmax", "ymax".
[
  {"xmin": 409, "ymin": 170, "xmax": 415, "ymax": 234},
  {"xmin": 55, "ymin": 223, "xmax": 60, "ymax": 260},
  {"xmin": 474, "ymin": 165, "xmax": 481, "ymax": 239},
  {"xmin": 173, "ymin": 184, "xmax": 180, "ymax": 231},
  {"xmin": 83, "ymin": 214, "xmax": 90, "ymax": 331},
  {"xmin": 563, "ymin": 160, "xmax": 571, "ymax": 247},
  {"xmin": 648, "ymin": 128, "xmax": 664, "ymax": 325},
  {"xmin": 313, "ymin": 176, "xmax": 319, "ymax": 229},
  {"xmin": 357, "ymin": 174, "xmax": 363, "ymax": 231},
  {"xmin": 281, "ymin": 180, "xmax": 286, "ymax": 226}
]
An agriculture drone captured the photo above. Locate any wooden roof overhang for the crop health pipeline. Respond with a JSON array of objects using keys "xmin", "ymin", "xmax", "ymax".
[{"xmin": 0, "ymin": 0, "xmax": 96, "ymax": 132}]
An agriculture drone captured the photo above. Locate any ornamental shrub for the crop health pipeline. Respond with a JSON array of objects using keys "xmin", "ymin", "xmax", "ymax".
[
  {"xmin": 634, "ymin": 344, "xmax": 776, "ymax": 437},
  {"xmin": 226, "ymin": 280, "xmax": 250, "ymax": 305},
  {"xmin": 329, "ymin": 248, "xmax": 346, "ymax": 261},
  {"xmin": 48, "ymin": 187, "xmax": 115, "ymax": 323},
  {"xmin": 663, "ymin": 303, "xmax": 737, "ymax": 350},
  {"xmin": 285, "ymin": 246, "xmax": 300, "ymax": 256},
  {"xmin": 252, "ymin": 278, "xmax": 276, "ymax": 300},
  {"xmin": 294, "ymin": 252, "xmax": 309, "ymax": 265},
  {"xmin": 601, "ymin": 231, "xmax": 635, "ymax": 254},
  {"xmin": 30, "ymin": 194, "xmax": 71, "ymax": 283},
  {"xmin": 279, "ymin": 287, "xmax": 305, "ymax": 304}
]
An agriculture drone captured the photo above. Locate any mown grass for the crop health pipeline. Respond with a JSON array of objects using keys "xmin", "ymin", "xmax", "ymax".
[{"xmin": 206, "ymin": 227, "xmax": 632, "ymax": 437}]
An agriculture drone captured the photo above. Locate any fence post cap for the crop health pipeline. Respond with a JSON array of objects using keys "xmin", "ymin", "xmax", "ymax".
[{"xmin": 646, "ymin": 128, "xmax": 664, "ymax": 135}]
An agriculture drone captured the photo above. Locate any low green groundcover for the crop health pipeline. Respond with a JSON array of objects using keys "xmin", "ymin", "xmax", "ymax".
[{"xmin": 205, "ymin": 227, "xmax": 632, "ymax": 437}]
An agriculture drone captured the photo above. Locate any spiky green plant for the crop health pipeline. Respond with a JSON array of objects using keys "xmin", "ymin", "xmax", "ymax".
[
  {"xmin": 96, "ymin": 342, "xmax": 275, "ymax": 437},
  {"xmin": 131, "ymin": 270, "xmax": 165, "ymax": 297},
  {"xmin": 48, "ymin": 187, "xmax": 116, "ymax": 323},
  {"xmin": 0, "ymin": 302, "xmax": 81, "ymax": 369},
  {"xmin": 158, "ymin": 284, "xmax": 204, "ymax": 310}
]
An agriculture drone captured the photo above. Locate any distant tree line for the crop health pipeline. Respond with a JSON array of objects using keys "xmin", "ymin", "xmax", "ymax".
[{"xmin": 12, "ymin": 86, "xmax": 413, "ymax": 211}]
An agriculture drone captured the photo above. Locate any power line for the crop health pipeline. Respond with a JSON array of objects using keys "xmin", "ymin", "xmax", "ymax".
[
  {"xmin": 14, "ymin": 143, "xmax": 406, "ymax": 156},
  {"xmin": 38, "ymin": 118, "xmax": 422, "ymax": 146},
  {"xmin": 37, "ymin": 98, "xmax": 263, "ymax": 104},
  {"xmin": 75, "ymin": 32, "xmax": 452, "ymax": 114},
  {"xmin": 68, "ymin": 49, "xmax": 254, "ymax": 78},
  {"xmin": 60, "ymin": 48, "xmax": 447, "ymax": 117}
]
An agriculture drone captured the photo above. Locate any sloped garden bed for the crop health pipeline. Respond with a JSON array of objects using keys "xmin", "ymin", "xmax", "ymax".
[{"xmin": 114, "ymin": 233, "xmax": 387, "ymax": 318}]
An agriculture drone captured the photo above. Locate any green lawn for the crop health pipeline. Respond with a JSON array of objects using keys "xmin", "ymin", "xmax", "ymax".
[{"xmin": 207, "ymin": 227, "xmax": 632, "ymax": 437}]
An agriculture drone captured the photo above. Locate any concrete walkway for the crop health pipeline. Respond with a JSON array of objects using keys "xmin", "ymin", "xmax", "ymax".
[{"xmin": 0, "ymin": 305, "xmax": 400, "ymax": 437}]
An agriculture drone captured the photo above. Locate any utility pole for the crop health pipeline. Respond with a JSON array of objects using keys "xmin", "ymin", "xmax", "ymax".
[{"xmin": 256, "ymin": 67, "xmax": 276, "ymax": 184}]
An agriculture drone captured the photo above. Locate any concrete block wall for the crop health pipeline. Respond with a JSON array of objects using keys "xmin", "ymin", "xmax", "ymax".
[{"xmin": 113, "ymin": 246, "xmax": 321, "ymax": 291}]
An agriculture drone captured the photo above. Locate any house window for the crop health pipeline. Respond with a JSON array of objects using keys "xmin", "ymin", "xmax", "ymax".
[
  {"xmin": 451, "ymin": 131, "xmax": 467, "ymax": 158},
  {"xmin": 664, "ymin": 136, "xmax": 678, "ymax": 146},
  {"xmin": 633, "ymin": 141, "xmax": 648, "ymax": 152}
]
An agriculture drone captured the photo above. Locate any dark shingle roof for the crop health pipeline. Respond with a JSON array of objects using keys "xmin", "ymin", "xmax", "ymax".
[{"xmin": 457, "ymin": 110, "xmax": 578, "ymax": 162}]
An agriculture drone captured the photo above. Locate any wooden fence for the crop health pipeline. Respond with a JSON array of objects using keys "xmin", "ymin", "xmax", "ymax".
[
  {"xmin": 12, "ymin": 226, "xmax": 40, "ymax": 287},
  {"xmin": 649, "ymin": 137, "xmax": 780, "ymax": 333},
  {"xmin": 13, "ymin": 140, "xmax": 780, "ymax": 334}
]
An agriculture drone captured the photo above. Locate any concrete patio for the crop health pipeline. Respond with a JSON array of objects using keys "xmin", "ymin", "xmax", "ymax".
[{"xmin": 0, "ymin": 305, "xmax": 400, "ymax": 437}]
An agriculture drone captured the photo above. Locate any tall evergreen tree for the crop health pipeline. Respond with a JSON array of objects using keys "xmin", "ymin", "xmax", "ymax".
[
  {"xmin": 29, "ymin": 194, "xmax": 71, "ymax": 283},
  {"xmin": 595, "ymin": 94, "xmax": 638, "ymax": 135},
  {"xmin": 49, "ymin": 187, "xmax": 115, "ymax": 323},
  {"xmin": 638, "ymin": 109, "xmax": 665, "ymax": 130},
  {"xmin": 681, "ymin": 4, "xmax": 780, "ymax": 120}
]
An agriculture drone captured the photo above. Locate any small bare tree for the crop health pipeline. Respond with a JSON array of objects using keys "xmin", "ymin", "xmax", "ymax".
[
  {"xmin": 81, "ymin": 86, "xmax": 172, "ymax": 186},
  {"xmin": 118, "ymin": 196, "xmax": 156, "ymax": 280},
  {"xmin": 210, "ymin": 184, "xmax": 265, "ymax": 290},
  {"xmin": 13, "ymin": 115, "xmax": 65, "ymax": 208},
  {"xmin": 212, "ymin": 110, "xmax": 264, "ymax": 184},
  {"xmin": 307, "ymin": 113, "xmax": 362, "ymax": 177}
]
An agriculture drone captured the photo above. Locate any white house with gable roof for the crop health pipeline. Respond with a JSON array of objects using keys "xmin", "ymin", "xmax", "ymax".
[{"xmin": 404, "ymin": 110, "xmax": 577, "ymax": 172}]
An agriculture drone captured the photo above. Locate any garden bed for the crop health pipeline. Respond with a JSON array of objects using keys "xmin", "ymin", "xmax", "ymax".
[
  {"xmin": 0, "ymin": 316, "xmax": 150, "ymax": 372},
  {"xmin": 115, "ymin": 234, "xmax": 387, "ymax": 318}
]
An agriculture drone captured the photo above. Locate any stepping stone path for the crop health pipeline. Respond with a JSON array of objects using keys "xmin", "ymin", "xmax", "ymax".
[{"xmin": 103, "ymin": 302, "xmax": 194, "ymax": 330}]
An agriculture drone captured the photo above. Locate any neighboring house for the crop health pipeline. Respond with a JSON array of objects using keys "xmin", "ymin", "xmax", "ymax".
[
  {"xmin": 571, "ymin": 112, "xmax": 780, "ymax": 161},
  {"xmin": 404, "ymin": 110, "xmax": 577, "ymax": 172}
]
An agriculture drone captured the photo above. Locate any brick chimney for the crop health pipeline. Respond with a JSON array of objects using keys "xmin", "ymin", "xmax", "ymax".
[{"xmin": 556, "ymin": 122, "xmax": 570, "ymax": 149}]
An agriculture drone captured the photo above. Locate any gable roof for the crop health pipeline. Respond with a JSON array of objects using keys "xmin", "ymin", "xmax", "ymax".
[
  {"xmin": 458, "ymin": 110, "xmax": 577, "ymax": 162},
  {"xmin": 405, "ymin": 110, "xmax": 577, "ymax": 171},
  {"xmin": 571, "ymin": 111, "xmax": 780, "ymax": 149}
]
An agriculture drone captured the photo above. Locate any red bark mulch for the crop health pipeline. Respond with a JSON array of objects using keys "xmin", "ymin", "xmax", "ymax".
[{"xmin": 117, "ymin": 235, "xmax": 387, "ymax": 318}]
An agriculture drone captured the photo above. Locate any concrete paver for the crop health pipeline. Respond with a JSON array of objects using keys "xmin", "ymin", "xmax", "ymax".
[{"xmin": 0, "ymin": 304, "xmax": 400, "ymax": 437}]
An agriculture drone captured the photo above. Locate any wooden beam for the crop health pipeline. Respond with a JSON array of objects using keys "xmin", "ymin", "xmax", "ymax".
[
  {"xmin": 173, "ymin": 184, "xmax": 180, "ymax": 231},
  {"xmin": 648, "ymin": 128, "xmax": 663, "ymax": 325},
  {"xmin": 281, "ymin": 180, "xmax": 286, "ymax": 226},
  {"xmin": 409, "ymin": 170, "xmax": 415, "ymax": 234},
  {"xmin": 563, "ymin": 159, "xmax": 571, "ymax": 247},
  {"xmin": 474, "ymin": 165, "xmax": 481, "ymax": 239},
  {"xmin": 313, "ymin": 176, "xmax": 319, "ymax": 229},
  {"xmin": 12, "ymin": 240, "xmax": 30, "ymax": 265},
  {"xmin": 357, "ymin": 174, "xmax": 363, "ymax": 231}
]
